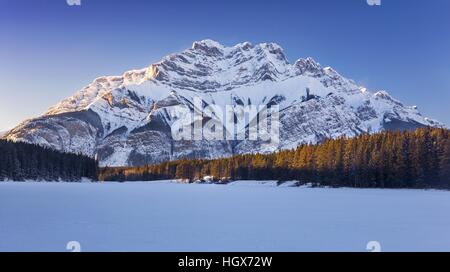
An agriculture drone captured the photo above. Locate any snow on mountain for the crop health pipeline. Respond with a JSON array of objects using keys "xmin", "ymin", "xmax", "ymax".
[{"xmin": 3, "ymin": 39, "xmax": 444, "ymax": 166}]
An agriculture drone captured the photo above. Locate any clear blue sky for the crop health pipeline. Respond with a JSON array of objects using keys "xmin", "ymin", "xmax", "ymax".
[{"xmin": 1, "ymin": 0, "xmax": 449, "ymax": 131}]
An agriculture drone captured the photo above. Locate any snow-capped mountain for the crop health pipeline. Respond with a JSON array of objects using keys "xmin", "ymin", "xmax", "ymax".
[{"xmin": 3, "ymin": 40, "xmax": 443, "ymax": 166}]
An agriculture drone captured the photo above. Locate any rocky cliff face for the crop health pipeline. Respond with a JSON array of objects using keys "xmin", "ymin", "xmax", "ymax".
[{"xmin": 4, "ymin": 40, "xmax": 443, "ymax": 166}]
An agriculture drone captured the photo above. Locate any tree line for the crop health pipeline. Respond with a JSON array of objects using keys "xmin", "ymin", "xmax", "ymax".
[
  {"xmin": 0, "ymin": 140, "xmax": 98, "ymax": 181},
  {"xmin": 99, "ymin": 127, "xmax": 450, "ymax": 189}
]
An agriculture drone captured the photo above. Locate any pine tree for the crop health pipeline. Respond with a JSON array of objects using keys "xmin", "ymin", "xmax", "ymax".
[
  {"xmin": 97, "ymin": 128, "xmax": 450, "ymax": 188},
  {"xmin": 439, "ymin": 138, "xmax": 450, "ymax": 186}
]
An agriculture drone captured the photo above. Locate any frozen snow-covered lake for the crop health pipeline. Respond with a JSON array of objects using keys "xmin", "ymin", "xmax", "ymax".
[{"xmin": 1, "ymin": 181, "xmax": 450, "ymax": 252}]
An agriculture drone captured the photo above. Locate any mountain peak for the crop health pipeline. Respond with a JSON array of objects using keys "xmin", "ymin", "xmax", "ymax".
[
  {"xmin": 191, "ymin": 40, "xmax": 287, "ymax": 60},
  {"xmin": 192, "ymin": 39, "xmax": 225, "ymax": 55},
  {"xmin": 5, "ymin": 40, "xmax": 444, "ymax": 167},
  {"xmin": 295, "ymin": 57, "xmax": 320, "ymax": 68},
  {"xmin": 234, "ymin": 41, "xmax": 253, "ymax": 50},
  {"xmin": 192, "ymin": 39, "xmax": 224, "ymax": 48}
]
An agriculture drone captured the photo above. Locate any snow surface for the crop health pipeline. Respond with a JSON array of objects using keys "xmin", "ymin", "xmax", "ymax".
[{"xmin": 1, "ymin": 181, "xmax": 450, "ymax": 252}]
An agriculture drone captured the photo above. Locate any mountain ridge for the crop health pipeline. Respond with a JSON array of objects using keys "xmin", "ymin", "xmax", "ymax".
[{"xmin": 4, "ymin": 39, "xmax": 444, "ymax": 166}]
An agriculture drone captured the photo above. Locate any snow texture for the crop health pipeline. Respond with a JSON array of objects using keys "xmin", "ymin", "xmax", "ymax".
[{"xmin": 1, "ymin": 181, "xmax": 450, "ymax": 252}]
